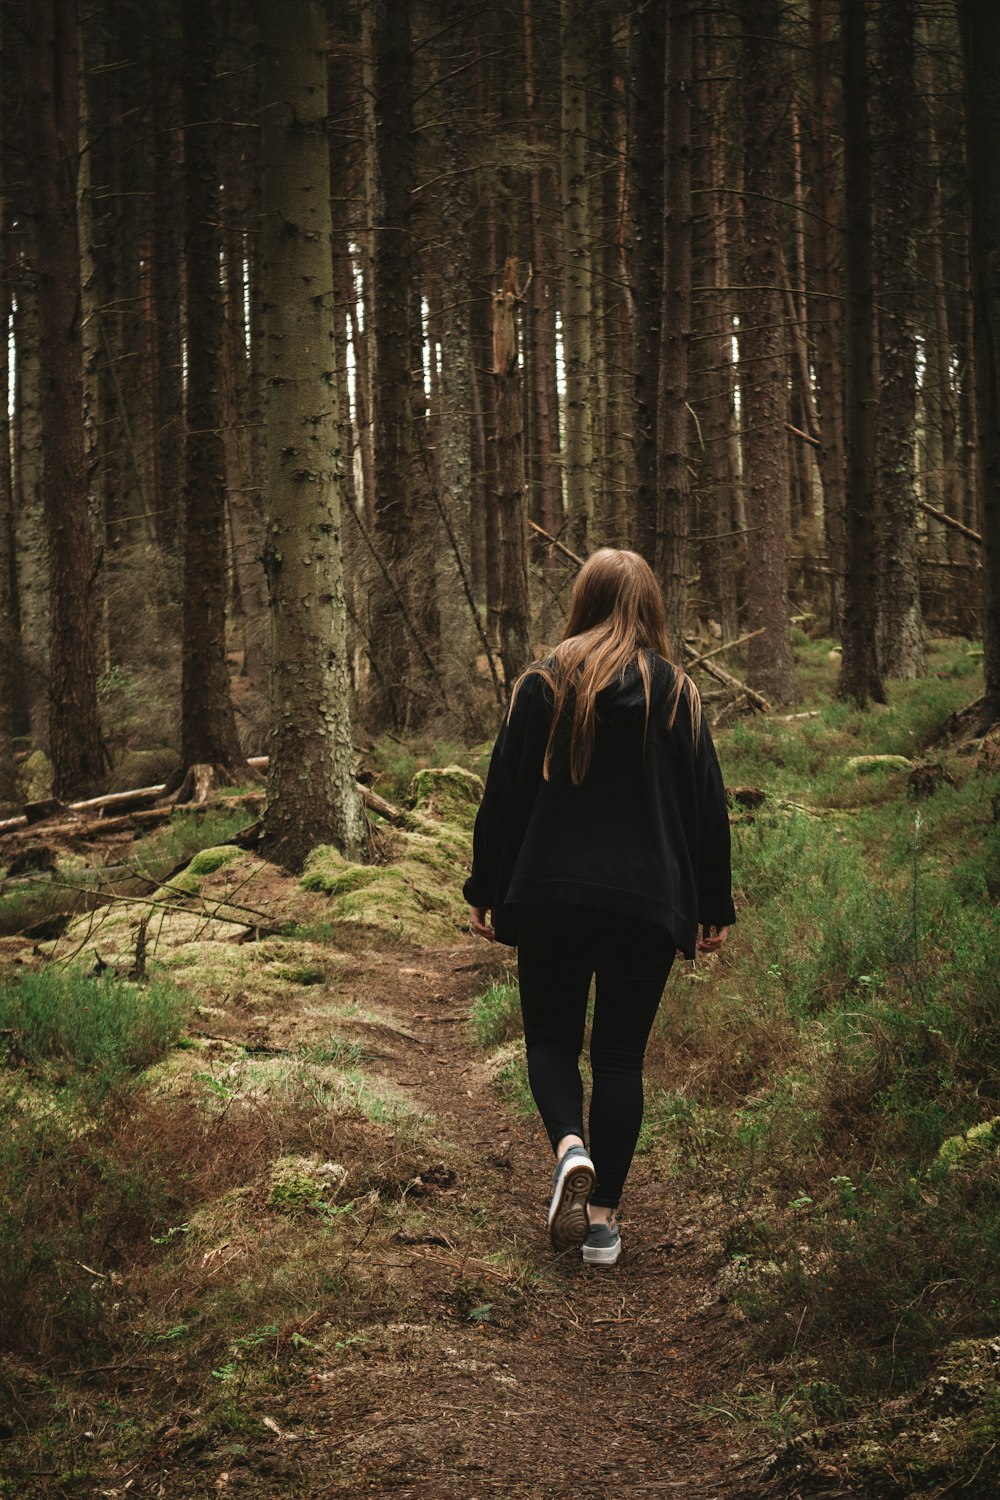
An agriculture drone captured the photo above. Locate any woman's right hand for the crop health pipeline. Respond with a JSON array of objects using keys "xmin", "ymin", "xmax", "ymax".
[
  {"xmin": 697, "ymin": 923, "xmax": 730, "ymax": 955},
  {"xmin": 469, "ymin": 906, "xmax": 496, "ymax": 942}
]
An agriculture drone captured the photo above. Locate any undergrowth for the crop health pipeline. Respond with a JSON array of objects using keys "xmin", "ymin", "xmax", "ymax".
[{"xmin": 647, "ymin": 636, "xmax": 1000, "ymax": 1433}]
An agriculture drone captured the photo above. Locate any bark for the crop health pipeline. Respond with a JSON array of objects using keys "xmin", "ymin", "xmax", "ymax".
[
  {"xmin": 692, "ymin": 9, "xmax": 738, "ymax": 646},
  {"xmin": 560, "ymin": 0, "xmax": 594, "ymax": 556},
  {"xmin": 366, "ymin": 0, "xmax": 424, "ymax": 730},
  {"xmin": 738, "ymin": 0, "xmax": 797, "ymax": 704},
  {"xmin": 808, "ymin": 0, "xmax": 847, "ymax": 634},
  {"xmin": 958, "ymin": 0, "xmax": 1000, "ymax": 722},
  {"xmin": 256, "ymin": 0, "xmax": 366, "ymax": 867},
  {"xmin": 13, "ymin": 256, "xmax": 47, "ymax": 740},
  {"xmin": 522, "ymin": 0, "xmax": 563, "ymax": 555},
  {"xmin": 178, "ymin": 0, "xmax": 244, "ymax": 773},
  {"xmin": 220, "ymin": 65, "xmax": 268, "ymax": 703},
  {"xmin": 657, "ymin": 0, "xmax": 694, "ymax": 650},
  {"xmin": 874, "ymin": 0, "xmax": 924, "ymax": 677},
  {"xmin": 435, "ymin": 0, "xmax": 481, "ymax": 719},
  {"xmin": 837, "ymin": 0, "xmax": 885, "ymax": 706},
  {"xmin": 493, "ymin": 260, "xmax": 532, "ymax": 691},
  {"xmin": 24, "ymin": 0, "xmax": 106, "ymax": 797},
  {"xmin": 151, "ymin": 46, "xmax": 184, "ymax": 558},
  {"xmin": 626, "ymin": 0, "xmax": 666, "ymax": 563}
]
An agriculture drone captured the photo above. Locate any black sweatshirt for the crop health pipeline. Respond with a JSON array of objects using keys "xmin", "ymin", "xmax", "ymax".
[{"xmin": 462, "ymin": 653, "xmax": 736, "ymax": 958}]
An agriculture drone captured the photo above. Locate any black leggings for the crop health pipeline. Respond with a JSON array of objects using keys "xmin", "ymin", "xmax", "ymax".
[{"xmin": 516, "ymin": 906, "xmax": 675, "ymax": 1210}]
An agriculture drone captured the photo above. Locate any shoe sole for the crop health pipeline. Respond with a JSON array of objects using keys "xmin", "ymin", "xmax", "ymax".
[
  {"xmin": 582, "ymin": 1238, "xmax": 622, "ymax": 1266},
  {"xmin": 548, "ymin": 1162, "xmax": 595, "ymax": 1252}
]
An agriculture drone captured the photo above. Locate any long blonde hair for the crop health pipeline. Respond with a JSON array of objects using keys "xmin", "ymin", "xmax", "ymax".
[{"xmin": 513, "ymin": 547, "xmax": 701, "ymax": 784}]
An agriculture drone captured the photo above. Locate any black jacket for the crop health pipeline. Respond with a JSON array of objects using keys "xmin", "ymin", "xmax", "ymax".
[{"xmin": 462, "ymin": 654, "xmax": 736, "ymax": 958}]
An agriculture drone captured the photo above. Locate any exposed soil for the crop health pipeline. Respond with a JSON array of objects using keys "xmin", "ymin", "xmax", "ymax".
[{"xmin": 118, "ymin": 937, "xmax": 827, "ymax": 1500}]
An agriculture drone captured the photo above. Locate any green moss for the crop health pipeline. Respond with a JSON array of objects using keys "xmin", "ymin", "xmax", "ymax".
[
  {"xmin": 937, "ymin": 1116, "xmax": 1000, "ymax": 1168},
  {"xmin": 843, "ymin": 754, "xmax": 915, "ymax": 776},
  {"xmin": 299, "ymin": 816, "xmax": 471, "ymax": 944},
  {"xmin": 266, "ymin": 1155, "xmax": 347, "ymax": 1215},
  {"xmin": 410, "ymin": 765, "xmax": 484, "ymax": 830},
  {"xmin": 186, "ymin": 844, "xmax": 243, "ymax": 877},
  {"xmin": 160, "ymin": 871, "xmax": 202, "ymax": 898},
  {"xmin": 19, "ymin": 750, "xmax": 53, "ymax": 803}
]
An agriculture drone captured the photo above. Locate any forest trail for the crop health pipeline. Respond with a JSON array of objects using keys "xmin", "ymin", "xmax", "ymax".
[{"xmin": 211, "ymin": 937, "xmax": 798, "ymax": 1500}]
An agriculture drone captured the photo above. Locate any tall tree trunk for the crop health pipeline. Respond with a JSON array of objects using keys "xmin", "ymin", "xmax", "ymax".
[
  {"xmin": 626, "ymin": 0, "xmax": 665, "ymax": 563},
  {"xmin": 24, "ymin": 0, "xmax": 105, "ymax": 797},
  {"xmin": 13, "ymin": 260, "xmax": 47, "ymax": 741},
  {"xmin": 522, "ymin": 0, "xmax": 563, "ymax": 556},
  {"xmin": 367, "ymin": 0, "xmax": 424, "ymax": 730},
  {"xmin": 808, "ymin": 0, "xmax": 847, "ymax": 635},
  {"xmin": 494, "ymin": 259, "xmax": 531, "ymax": 691},
  {"xmin": 257, "ymin": 0, "xmax": 365, "ymax": 867},
  {"xmin": 692, "ymin": 9, "xmax": 738, "ymax": 647},
  {"xmin": 560, "ymin": 0, "xmax": 594, "ymax": 556},
  {"xmin": 435, "ymin": 0, "xmax": 482, "ymax": 723},
  {"xmin": 177, "ymin": 0, "xmax": 244, "ymax": 775},
  {"xmin": 738, "ymin": 0, "xmax": 797, "ymax": 703},
  {"xmin": 657, "ymin": 0, "xmax": 694, "ymax": 649},
  {"xmin": 958, "ymin": 0, "xmax": 1000, "ymax": 723},
  {"xmin": 874, "ymin": 0, "xmax": 924, "ymax": 678},
  {"xmin": 837, "ymin": 0, "xmax": 885, "ymax": 706}
]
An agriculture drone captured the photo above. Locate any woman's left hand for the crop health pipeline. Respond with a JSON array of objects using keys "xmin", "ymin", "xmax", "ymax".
[
  {"xmin": 697, "ymin": 923, "xmax": 730, "ymax": 954},
  {"xmin": 469, "ymin": 906, "xmax": 496, "ymax": 942}
]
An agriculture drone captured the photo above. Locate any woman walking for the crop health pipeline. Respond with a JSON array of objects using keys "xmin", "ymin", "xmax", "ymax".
[{"xmin": 464, "ymin": 549, "xmax": 734, "ymax": 1265}]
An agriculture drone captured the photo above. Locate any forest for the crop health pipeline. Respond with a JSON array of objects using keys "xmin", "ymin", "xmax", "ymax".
[{"xmin": 1, "ymin": 0, "xmax": 999, "ymax": 1495}]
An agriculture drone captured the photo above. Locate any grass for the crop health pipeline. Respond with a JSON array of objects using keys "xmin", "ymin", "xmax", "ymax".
[
  {"xmin": 469, "ymin": 976, "xmax": 521, "ymax": 1048},
  {"xmin": 644, "ymin": 635, "xmax": 1000, "ymax": 1440}
]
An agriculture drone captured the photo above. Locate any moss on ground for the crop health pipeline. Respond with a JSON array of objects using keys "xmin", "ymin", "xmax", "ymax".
[
  {"xmin": 301, "ymin": 808, "xmax": 470, "ymax": 944},
  {"xmin": 410, "ymin": 765, "xmax": 484, "ymax": 830}
]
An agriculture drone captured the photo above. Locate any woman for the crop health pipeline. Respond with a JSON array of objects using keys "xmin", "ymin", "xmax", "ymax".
[{"xmin": 464, "ymin": 548, "xmax": 734, "ymax": 1266}]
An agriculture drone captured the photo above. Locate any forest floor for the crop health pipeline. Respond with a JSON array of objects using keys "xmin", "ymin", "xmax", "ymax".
[
  {"xmin": 4, "ymin": 636, "xmax": 998, "ymax": 1498},
  {"xmin": 162, "ymin": 935, "xmax": 773, "ymax": 1500}
]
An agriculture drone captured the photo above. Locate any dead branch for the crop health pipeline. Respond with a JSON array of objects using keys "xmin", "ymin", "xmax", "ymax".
[{"xmin": 685, "ymin": 628, "xmax": 766, "ymax": 670}]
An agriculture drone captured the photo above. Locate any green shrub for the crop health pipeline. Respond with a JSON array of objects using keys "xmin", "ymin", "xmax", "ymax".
[
  {"xmin": 0, "ymin": 966, "xmax": 190, "ymax": 1089},
  {"xmin": 470, "ymin": 979, "xmax": 521, "ymax": 1049}
]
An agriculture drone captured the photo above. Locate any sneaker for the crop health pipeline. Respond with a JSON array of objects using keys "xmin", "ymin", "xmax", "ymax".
[
  {"xmin": 547, "ymin": 1145, "xmax": 595, "ymax": 1251},
  {"xmin": 582, "ymin": 1221, "xmax": 622, "ymax": 1266}
]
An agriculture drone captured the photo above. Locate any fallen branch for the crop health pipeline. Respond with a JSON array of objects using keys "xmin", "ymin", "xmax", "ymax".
[
  {"xmin": 685, "ymin": 628, "xmax": 766, "ymax": 670},
  {"xmin": 686, "ymin": 650, "xmax": 771, "ymax": 713}
]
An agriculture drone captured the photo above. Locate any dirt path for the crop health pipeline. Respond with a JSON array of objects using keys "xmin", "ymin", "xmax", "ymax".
[{"xmin": 225, "ymin": 940, "xmax": 772, "ymax": 1500}]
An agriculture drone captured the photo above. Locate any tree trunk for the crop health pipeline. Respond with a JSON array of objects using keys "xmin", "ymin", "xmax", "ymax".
[
  {"xmin": 837, "ymin": 0, "xmax": 885, "ymax": 706},
  {"xmin": 24, "ymin": 0, "xmax": 106, "ymax": 797},
  {"xmin": 958, "ymin": 0, "xmax": 1000, "ymax": 722},
  {"xmin": 494, "ymin": 260, "xmax": 532, "ymax": 691},
  {"xmin": 522, "ymin": 0, "xmax": 563, "ymax": 560},
  {"xmin": 435, "ymin": 0, "xmax": 482, "ymax": 723},
  {"xmin": 257, "ymin": 0, "xmax": 366, "ymax": 868},
  {"xmin": 657, "ymin": 0, "xmax": 694, "ymax": 650},
  {"xmin": 178, "ymin": 0, "xmax": 244, "ymax": 773},
  {"xmin": 626, "ymin": 0, "xmax": 666, "ymax": 563},
  {"xmin": 808, "ymin": 0, "xmax": 847, "ymax": 635},
  {"xmin": 738, "ymin": 0, "xmax": 797, "ymax": 704},
  {"xmin": 560, "ymin": 0, "xmax": 594, "ymax": 557},
  {"xmin": 874, "ymin": 0, "xmax": 924, "ymax": 678}
]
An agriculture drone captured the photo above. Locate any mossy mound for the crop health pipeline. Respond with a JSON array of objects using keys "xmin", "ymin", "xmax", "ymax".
[
  {"xmin": 410, "ymin": 765, "xmax": 484, "ymax": 831},
  {"xmin": 937, "ymin": 1116, "xmax": 1000, "ymax": 1168},
  {"xmin": 267, "ymin": 1155, "xmax": 348, "ymax": 1214},
  {"xmin": 186, "ymin": 845, "xmax": 243, "ymax": 877},
  {"xmin": 843, "ymin": 754, "xmax": 916, "ymax": 777},
  {"xmin": 300, "ymin": 811, "xmax": 470, "ymax": 944},
  {"xmin": 20, "ymin": 750, "xmax": 53, "ymax": 803}
]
